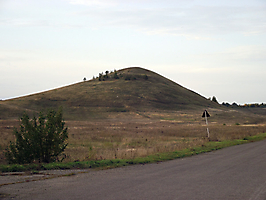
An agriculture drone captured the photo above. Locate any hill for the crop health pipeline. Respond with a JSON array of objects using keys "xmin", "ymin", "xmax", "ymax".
[{"xmin": 0, "ymin": 67, "xmax": 220, "ymax": 120}]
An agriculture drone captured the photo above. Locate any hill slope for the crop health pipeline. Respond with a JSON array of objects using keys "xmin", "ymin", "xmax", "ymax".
[{"xmin": 0, "ymin": 67, "xmax": 220, "ymax": 119}]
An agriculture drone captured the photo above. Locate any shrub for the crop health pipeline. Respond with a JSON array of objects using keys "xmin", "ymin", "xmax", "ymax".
[
  {"xmin": 125, "ymin": 75, "xmax": 131, "ymax": 80},
  {"xmin": 99, "ymin": 73, "xmax": 103, "ymax": 81},
  {"xmin": 5, "ymin": 108, "xmax": 68, "ymax": 164},
  {"xmin": 114, "ymin": 71, "xmax": 119, "ymax": 79},
  {"xmin": 144, "ymin": 75, "xmax": 148, "ymax": 80},
  {"xmin": 104, "ymin": 71, "xmax": 109, "ymax": 79},
  {"xmin": 211, "ymin": 96, "xmax": 218, "ymax": 103}
]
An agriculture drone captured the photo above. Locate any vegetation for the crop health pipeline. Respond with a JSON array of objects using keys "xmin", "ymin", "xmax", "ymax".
[
  {"xmin": 0, "ymin": 67, "xmax": 266, "ymax": 172},
  {"xmin": 98, "ymin": 73, "xmax": 103, "ymax": 81},
  {"xmin": 222, "ymin": 102, "xmax": 266, "ymax": 108},
  {"xmin": 0, "ymin": 67, "xmax": 220, "ymax": 121},
  {"xmin": 114, "ymin": 70, "xmax": 119, "ymax": 79},
  {"xmin": 4, "ymin": 108, "xmax": 68, "ymax": 164},
  {"xmin": 1, "ymin": 132, "xmax": 266, "ymax": 172},
  {"xmin": 211, "ymin": 96, "xmax": 219, "ymax": 103},
  {"xmin": 1, "ymin": 109, "xmax": 266, "ymax": 167}
]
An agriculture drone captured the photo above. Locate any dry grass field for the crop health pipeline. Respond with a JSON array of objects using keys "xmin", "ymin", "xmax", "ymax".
[
  {"xmin": 1, "ymin": 108, "xmax": 265, "ymax": 165},
  {"xmin": 1, "ymin": 68, "xmax": 266, "ymax": 165}
]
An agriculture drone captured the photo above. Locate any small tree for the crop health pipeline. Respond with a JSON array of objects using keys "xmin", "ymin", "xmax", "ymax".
[
  {"xmin": 144, "ymin": 75, "xmax": 148, "ymax": 80},
  {"xmin": 211, "ymin": 96, "xmax": 219, "ymax": 104},
  {"xmin": 105, "ymin": 71, "xmax": 109, "ymax": 78},
  {"xmin": 232, "ymin": 102, "xmax": 238, "ymax": 107},
  {"xmin": 114, "ymin": 71, "xmax": 119, "ymax": 79},
  {"xmin": 5, "ymin": 108, "xmax": 68, "ymax": 164},
  {"xmin": 99, "ymin": 73, "xmax": 103, "ymax": 81}
]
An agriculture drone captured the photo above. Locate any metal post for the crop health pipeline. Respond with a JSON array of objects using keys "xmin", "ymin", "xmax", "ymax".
[{"xmin": 205, "ymin": 110, "xmax": 210, "ymax": 138}]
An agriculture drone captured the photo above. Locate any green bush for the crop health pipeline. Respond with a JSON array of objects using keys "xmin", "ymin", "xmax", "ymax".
[{"xmin": 5, "ymin": 108, "xmax": 68, "ymax": 164}]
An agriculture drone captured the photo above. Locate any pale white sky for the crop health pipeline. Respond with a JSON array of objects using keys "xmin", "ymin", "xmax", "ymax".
[{"xmin": 1, "ymin": 0, "xmax": 266, "ymax": 104}]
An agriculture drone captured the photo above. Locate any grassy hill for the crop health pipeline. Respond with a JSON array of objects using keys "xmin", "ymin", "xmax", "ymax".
[
  {"xmin": 1, "ymin": 67, "xmax": 266, "ymax": 165},
  {"xmin": 0, "ymin": 67, "xmax": 220, "ymax": 120}
]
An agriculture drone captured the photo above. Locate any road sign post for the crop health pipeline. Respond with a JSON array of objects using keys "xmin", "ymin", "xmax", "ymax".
[{"xmin": 202, "ymin": 110, "xmax": 210, "ymax": 138}]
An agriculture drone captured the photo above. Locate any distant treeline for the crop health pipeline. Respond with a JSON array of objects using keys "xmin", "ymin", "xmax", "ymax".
[
  {"xmin": 209, "ymin": 96, "xmax": 265, "ymax": 108},
  {"xmin": 222, "ymin": 102, "xmax": 266, "ymax": 108},
  {"xmin": 84, "ymin": 69, "xmax": 148, "ymax": 82}
]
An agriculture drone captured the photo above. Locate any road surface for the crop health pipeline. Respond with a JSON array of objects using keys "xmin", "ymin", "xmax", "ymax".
[{"xmin": 1, "ymin": 140, "xmax": 266, "ymax": 199}]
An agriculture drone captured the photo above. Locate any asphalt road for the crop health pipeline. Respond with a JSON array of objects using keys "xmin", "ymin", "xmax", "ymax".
[{"xmin": 1, "ymin": 140, "xmax": 266, "ymax": 200}]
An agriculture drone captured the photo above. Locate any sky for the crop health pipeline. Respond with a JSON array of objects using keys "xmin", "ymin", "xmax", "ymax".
[{"xmin": 0, "ymin": 0, "xmax": 266, "ymax": 104}]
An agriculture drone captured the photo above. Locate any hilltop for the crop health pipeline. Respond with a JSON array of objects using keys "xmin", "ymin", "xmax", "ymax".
[
  {"xmin": 1, "ymin": 67, "xmax": 266, "ymax": 167},
  {"xmin": 0, "ymin": 67, "xmax": 220, "ymax": 120}
]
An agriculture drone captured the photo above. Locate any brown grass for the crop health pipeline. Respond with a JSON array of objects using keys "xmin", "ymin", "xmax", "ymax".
[
  {"xmin": 1, "ymin": 109, "xmax": 266, "ymax": 165},
  {"xmin": 1, "ymin": 67, "xmax": 266, "ymax": 165},
  {"xmin": 62, "ymin": 119, "xmax": 265, "ymax": 162},
  {"xmin": 0, "ymin": 67, "xmax": 220, "ymax": 121}
]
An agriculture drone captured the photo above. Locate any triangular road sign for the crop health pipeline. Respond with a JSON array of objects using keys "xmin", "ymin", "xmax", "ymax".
[{"xmin": 202, "ymin": 110, "xmax": 210, "ymax": 118}]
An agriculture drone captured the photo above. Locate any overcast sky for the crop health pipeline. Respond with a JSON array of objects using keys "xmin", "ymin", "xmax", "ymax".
[{"xmin": 1, "ymin": 0, "xmax": 266, "ymax": 104}]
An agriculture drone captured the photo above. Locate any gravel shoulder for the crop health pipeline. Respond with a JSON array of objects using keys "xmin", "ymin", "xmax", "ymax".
[{"xmin": 0, "ymin": 169, "xmax": 91, "ymax": 187}]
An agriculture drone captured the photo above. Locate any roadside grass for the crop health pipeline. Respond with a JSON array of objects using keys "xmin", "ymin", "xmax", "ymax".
[
  {"xmin": 1, "ymin": 117, "xmax": 266, "ymax": 165},
  {"xmin": 61, "ymin": 121, "xmax": 266, "ymax": 162},
  {"xmin": 1, "ymin": 110, "xmax": 266, "ymax": 172},
  {"xmin": 1, "ymin": 132, "xmax": 266, "ymax": 173}
]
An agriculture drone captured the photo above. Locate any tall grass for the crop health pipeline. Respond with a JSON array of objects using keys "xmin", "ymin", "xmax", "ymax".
[
  {"xmin": 1, "ymin": 112, "xmax": 266, "ymax": 165},
  {"xmin": 2, "ymin": 133, "xmax": 266, "ymax": 173},
  {"xmin": 61, "ymin": 120, "xmax": 266, "ymax": 162}
]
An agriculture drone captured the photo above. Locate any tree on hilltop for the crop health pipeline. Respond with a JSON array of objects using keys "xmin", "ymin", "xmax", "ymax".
[
  {"xmin": 114, "ymin": 71, "xmax": 119, "ymax": 79},
  {"xmin": 99, "ymin": 73, "xmax": 103, "ymax": 81},
  {"xmin": 104, "ymin": 71, "xmax": 109, "ymax": 79},
  {"xmin": 211, "ymin": 96, "xmax": 219, "ymax": 104}
]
